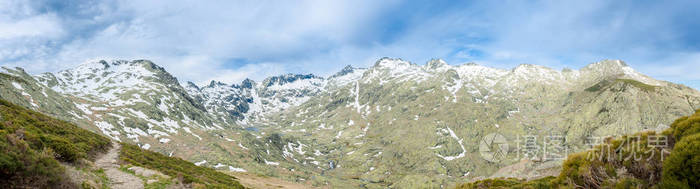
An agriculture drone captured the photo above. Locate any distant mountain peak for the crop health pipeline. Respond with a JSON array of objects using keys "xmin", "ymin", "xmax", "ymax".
[
  {"xmin": 186, "ymin": 81, "xmax": 200, "ymax": 90},
  {"xmin": 463, "ymin": 62, "xmax": 479, "ymax": 66},
  {"xmin": 579, "ymin": 59, "xmax": 663, "ymax": 86},
  {"xmin": 512, "ymin": 63, "xmax": 556, "ymax": 72},
  {"xmin": 207, "ymin": 80, "xmax": 228, "ymax": 88},
  {"xmin": 331, "ymin": 65, "xmax": 359, "ymax": 78},
  {"xmin": 426, "ymin": 59, "xmax": 448, "ymax": 70},
  {"xmin": 261, "ymin": 73, "xmax": 319, "ymax": 87},
  {"xmin": 68, "ymin": 59, "xmax": 167, "ymax": 78},
  {"xmin": 583, "ymin": 59, "xmax": 629, "ymax": 70},
  {"xmin": 373, "ymin": 57, "xmax": 412, "ymax": 68},
  {"xmin": 239, "ymin": 78, "xmax": 255, "ymax": 89}
]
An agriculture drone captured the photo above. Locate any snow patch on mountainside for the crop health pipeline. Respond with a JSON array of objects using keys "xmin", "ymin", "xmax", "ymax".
[{"xmin": 434, "ymin": 126, "xmax": 466, "ymax": 161}]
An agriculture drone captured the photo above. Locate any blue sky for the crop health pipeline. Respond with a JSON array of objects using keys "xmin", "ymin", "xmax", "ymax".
[{"xmin": 1, "ymin": 0, "xmax": 699, "ymax": 89}]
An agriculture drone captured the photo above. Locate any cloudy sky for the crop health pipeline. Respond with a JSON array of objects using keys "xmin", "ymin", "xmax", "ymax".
[{"xmin": 1, "ymin": 0, "xmax": 699, "ymax": 89}]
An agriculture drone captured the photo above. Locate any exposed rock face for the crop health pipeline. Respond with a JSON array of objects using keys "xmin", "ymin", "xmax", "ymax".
[{"xmin": 1, "ymin": 58, "xmax": 698, "ymax": 188}]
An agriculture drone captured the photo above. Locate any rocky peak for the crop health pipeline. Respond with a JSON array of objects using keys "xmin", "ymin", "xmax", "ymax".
[
  {"xmin": 62, "ymin": 59, "xmax": 163, "ymax": 80},
  {"xmin": 511, "ymin": 64, "xmax": 561, "ymax": 78},
  {"xmin": 512, "ymin": 64, "xmax": 552, "ymax": 71},
  {"xmin": 207, "ymin": 80, "xmax": 228, "ymax": 88},
  {"xmin": 1, "ymin": 66, "xmax": 28, "ymax": 76},
  {"xmin": 261, "ymin": 74, "xmax": 320, "ymax": 87},
  {"xmin": 583, "ymin": 59, "xmax": 628, "ymax": 70},
  {"xmin": 580, "ymin": 60, "xmax": 630, "ymax": 76},
  {"xmin": 580, "ymin": 60, "xmax": 662, "ymax": 86},
  {"xmin": 425, "ymin": 59, "xmax": 448, "ymax": 70},
  {"xmin": 239, "ymin": 78, "xmax": 255, "ymax": 89},
  {"xmin": 373, "ymin": 57, "xmax": 412, "ymax": 68},
  {"xmin": 331, "ymin": 65, "xmax": 357, "ymax": 78},
  {"xmin": 185, "ymin": 81, "xmax": 200, "ymax": 91}
]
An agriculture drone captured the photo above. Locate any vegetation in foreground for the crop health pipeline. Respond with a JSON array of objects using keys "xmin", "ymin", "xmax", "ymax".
[
  {"xmin": 119, "ymin": 142, "xmax": 246, "ymax": 188},
  {"xmin": 0, "ymin": 99, "xmax": 246, "ymax": 188},
  {"xmin": 0, "ymin": 99, "xmax": 111, "ymax": 188},
  {"xmin": 457, "ymin": 109, "xmax": 700, "ymax": 189}
]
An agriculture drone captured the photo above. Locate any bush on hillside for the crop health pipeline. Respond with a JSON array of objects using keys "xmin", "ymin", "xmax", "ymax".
[
  {"xmin": 660, "ymin": 109, "xmax": 700, "ymax": 188},
  {"xmin": 0, "ymin": 132, "xmax": 70, "ymax": 187},
  {"xmin": 0, "ymin": 99, "xmax": 111, "ymax": 162}
]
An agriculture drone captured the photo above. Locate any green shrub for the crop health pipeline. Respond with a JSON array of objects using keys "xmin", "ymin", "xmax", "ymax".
[
  {"xmin": 661, "ymin": 133, "xmax": 699, "ymax": 189},
  {"xmin": 456, "ymin": 176, "xmax": 557, "ymax": 189},
  {"xmin": 664, "ymin": 109, "xmax": 700, "ymax": 142},
  {"xmin": 42, "ymin": 135, "xmax": 83, "ymax": 162},
  {"xmin": 660, "ymin": 109, "xmax": 700, "ymax": 188},
  {"xmin": 0, "ymin": 133, "xmax": 69, "ymax": 187},
  {"xmin": 611, "ymin": 177, "xmax": 645, "ymax": 189}
]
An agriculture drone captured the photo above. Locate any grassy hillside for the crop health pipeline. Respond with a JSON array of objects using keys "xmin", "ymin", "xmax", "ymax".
[
  {"xmin": 0, "ymin": 99, "xmax": 111, "ymax": 188},
  {"xmin": 456, "ymin": 109, "xmax": 700, "ymax": 189},
  {"xmin": 119, "ymin": 143, "xmax": 245, "ymax": 188},
  {"xmin": 0, "ymin": 99, "xmax": 245, "ymax": 188}
]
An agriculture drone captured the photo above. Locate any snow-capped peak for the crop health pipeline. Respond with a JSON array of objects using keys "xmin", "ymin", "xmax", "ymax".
[
  {"xmin": 425, "ymin": 59, "xmax": 449, "ymax": 71},
  {"xmin": 582, "ymin": 60, "xmax": 662, "ymax": 86},
  {"xmin": 373, "ymin": 57, "xmax": 413, "ymax": 69},
  {"xmin": 331, "ymin": 65, "xmax": 359, "ymax": 78},
  {"xmin": 511, "ymin": 64, "xmax": 564, "ymax": 80},
  {"xmin": 583, "ymin": 59, "xmax": 628, "ymax": 70},
  {"xmin": 328, "ymin": 66, "xmax": 367, "ymax": 87},
  {"xmin": 185, "ymin": 81, "xmax": 200, "ymax": 91},
  {"xmin": 35, "ymin": 59, "xmax": 174, "ymax": 101},
  {"xmin": 261, "ymin": 74, "xmax": 321, "ymax": 87},
  {"xmin": 207, "ymin": 80, "xmax": 229, "ymax": 88}
]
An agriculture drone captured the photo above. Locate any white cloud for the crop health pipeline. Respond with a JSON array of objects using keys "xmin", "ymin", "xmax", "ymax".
[{"xmin": 0, "ymin": 13, "xmax": 64, "ymax": 39}]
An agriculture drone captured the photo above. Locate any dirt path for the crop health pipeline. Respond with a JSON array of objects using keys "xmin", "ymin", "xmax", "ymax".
[{"xmin": 95, "ymin": 143, "xmax": 144, "ymax": 189}]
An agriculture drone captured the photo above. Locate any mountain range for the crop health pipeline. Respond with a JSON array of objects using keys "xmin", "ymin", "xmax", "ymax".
[{"xmin": 1, "ymin": 58, "xmax": 698, "ymax": 188}]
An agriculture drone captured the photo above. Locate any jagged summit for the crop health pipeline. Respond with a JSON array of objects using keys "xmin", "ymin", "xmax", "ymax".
[
  {"xmin": 511, "ymin": 64, "xmax": 559, "ymax": 75},
  {"xmin": 238, "ymin": 78, "xmax": 255, "ymax": 89},
  {"xmin": 71, "ymin": 59, "xmax": 164, "ymax": 73},
  {"xmin": 425, "ymin": 59, "xmax": 448, "ymax": 69},
  {"xmin": 331, "ymin": 65, "xmax": 358, "ymax": 78},
  {"xmin": 186, "ymin": 81, "xmax": 200, "ymax": 90},
  {"xmin": 425, "ymin": 59, "xmax": 452, "ymax": 71},
  {"xmin": 207, "ymin": 80, "xmax": 228, "ymax": 88},
  {"xmin": 580, "ymin": 59, "xmax": 662, "ymax": 86},
  {"xmin": 583, "ymin": 59, "xmax": 629, "ymax": 69},
  {"xmin": 373, "ymin": 57, "xmax": 413, "ymax": 68},
  {"xmin": 261, "ymin": 73, "xmax": 320, "ymax": 87},
  {"xmin": 463, "ymin": 62, "xmax": 479, "ymax": 66}
]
